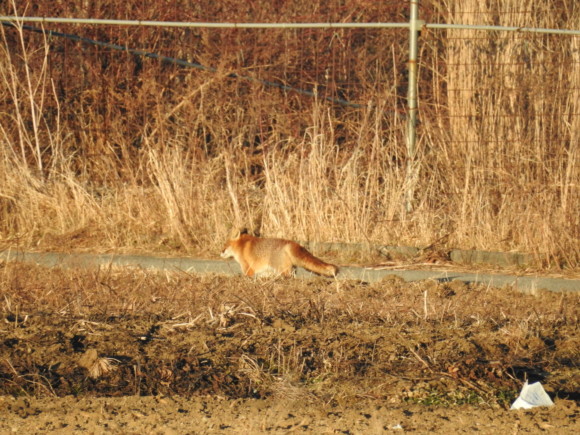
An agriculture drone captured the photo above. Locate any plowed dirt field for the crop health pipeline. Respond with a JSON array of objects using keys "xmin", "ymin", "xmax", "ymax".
[{"xmin": 1, "ymin": 262, "xmax": 578, "ymax": 433}]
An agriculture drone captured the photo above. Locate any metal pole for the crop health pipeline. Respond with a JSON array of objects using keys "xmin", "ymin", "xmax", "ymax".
[
  {"xmin": 405, "ymin": 0, "xmax": 422, "ymax": 213},
  {"xmin": 1, "ymin": 16, "xmax": 579, "ymax": 35},
  {"xmin": 0, "ymin": 16, "xmax": 408, "ymax": 29}
]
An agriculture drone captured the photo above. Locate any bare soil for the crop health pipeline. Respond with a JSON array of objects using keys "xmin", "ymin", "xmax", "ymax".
[{"xmin": 0, "ymin": 262, "xmax": 578, "ymax": 433}]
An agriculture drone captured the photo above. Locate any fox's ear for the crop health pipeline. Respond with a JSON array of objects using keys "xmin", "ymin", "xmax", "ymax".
[{"xmin": 229, "ymin": 227, "xmax": 247, "ymax": 239}]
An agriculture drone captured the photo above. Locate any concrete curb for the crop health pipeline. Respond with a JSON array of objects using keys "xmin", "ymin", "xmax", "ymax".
[
  {"xmin": 305, "ymin": 241, "xmax": 535, "ymax": 268},
  {"xmin": 0, "ymin": 250, "xmax": 578, "ymax": 293}
]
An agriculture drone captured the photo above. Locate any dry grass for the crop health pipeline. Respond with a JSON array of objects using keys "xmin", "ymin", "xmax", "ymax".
[{"xmin": 0, "ymin": 0, "xmax": 578, "ymax": 269}]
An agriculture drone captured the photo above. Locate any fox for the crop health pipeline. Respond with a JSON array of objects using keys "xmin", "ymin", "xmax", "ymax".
[{"xmin": 221, "ymin": 229, "xmax": 339, "ymax": 278}]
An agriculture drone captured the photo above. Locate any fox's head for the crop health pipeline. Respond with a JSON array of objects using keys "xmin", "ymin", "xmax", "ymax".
[
  {"xmin": 220, "ymin": 240, "xmax": 234, "ymax": 259},
  {"xmin": 220, "ymin": 228, "xmax": 248, "ymax": 259}
]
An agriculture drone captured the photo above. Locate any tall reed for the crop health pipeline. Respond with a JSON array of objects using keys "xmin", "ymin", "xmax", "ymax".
[{"xmin": 0, "ymin": 0, "xmax": 578, "ymax": 268}]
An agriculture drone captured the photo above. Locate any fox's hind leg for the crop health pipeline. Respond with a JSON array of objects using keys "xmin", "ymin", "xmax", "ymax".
[
  {"xmin": 270, "ymin": 253, "xmax": 294, "ymax": 277},
  {"xmin": 280, "ymin": 265, "xmax": 295, "ymax": 277}
]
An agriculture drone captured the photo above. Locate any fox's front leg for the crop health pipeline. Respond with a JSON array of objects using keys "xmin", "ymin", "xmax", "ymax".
[{"xmin": 239, "ymin": 260, "xmax": 255, "ymax": 277}]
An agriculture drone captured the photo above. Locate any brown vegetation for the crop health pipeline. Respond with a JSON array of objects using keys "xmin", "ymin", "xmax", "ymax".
[{"xmin": 0, "ymin": 0, "xmax": 578, "ymax": 269}]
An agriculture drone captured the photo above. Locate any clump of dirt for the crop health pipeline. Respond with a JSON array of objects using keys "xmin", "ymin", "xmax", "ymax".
[{"xmin": 0, "ymin": 262, "xmax": 578, "ymax": 433}]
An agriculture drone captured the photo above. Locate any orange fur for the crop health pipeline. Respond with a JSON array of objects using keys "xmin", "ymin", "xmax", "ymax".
[{"xmin": 221, "ymin": 231, "xmax": 338, "ymax": 277}]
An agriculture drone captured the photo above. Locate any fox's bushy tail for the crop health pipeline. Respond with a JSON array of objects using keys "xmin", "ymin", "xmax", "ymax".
[{"xmin": 289, "ymin": 245, "xmax": 339, "ymax": 277}]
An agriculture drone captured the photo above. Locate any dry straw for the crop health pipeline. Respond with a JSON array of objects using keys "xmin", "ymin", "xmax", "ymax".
[{"xmin": 0, "ymin": 0, "xmax": 578, "ymax": 268}]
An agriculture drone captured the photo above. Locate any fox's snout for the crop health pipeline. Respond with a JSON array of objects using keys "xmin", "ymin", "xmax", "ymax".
[{"xmin": 220, "ymin": 245, "xmax": 232, "ymax": 259}]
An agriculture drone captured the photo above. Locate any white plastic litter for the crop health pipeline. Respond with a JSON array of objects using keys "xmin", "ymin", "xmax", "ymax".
[{"xmin": 510, "ymin": 380, "xmax": 554, "ymax": 410}]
